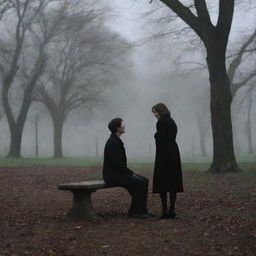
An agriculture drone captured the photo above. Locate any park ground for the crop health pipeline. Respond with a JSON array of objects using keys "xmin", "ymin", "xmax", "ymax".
[{"xmin": 0, "ymin": 160, "xmax": 255, "ymax": 256}]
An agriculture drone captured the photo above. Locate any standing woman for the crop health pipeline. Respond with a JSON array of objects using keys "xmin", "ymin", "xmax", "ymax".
[{"xmin": 152, "ymin": 103, "xmax": 184, "ymax": 219}]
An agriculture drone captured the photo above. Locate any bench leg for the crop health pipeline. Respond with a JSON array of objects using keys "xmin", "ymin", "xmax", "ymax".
[{"xmin": 65, "ymin": 190, "xmax": 98, "ymax": 219}]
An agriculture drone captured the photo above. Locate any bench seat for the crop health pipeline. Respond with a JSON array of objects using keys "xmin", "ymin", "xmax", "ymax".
[
  {"xmin": 58, "ymin": 180, "xmax": 111, "ymax": 190},
  {"xmin": 58, "ymin": 180, "xmax": 116, "ymax": 219}
]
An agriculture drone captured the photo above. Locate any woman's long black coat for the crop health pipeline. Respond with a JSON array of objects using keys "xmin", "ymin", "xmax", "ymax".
[{"xmin": 153, "ymin": 114, "xmax": 184, "ymax": 193}]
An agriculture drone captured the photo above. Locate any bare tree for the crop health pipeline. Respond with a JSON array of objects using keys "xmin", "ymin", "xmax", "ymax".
[
  {"xmin": 233, "ymin": 83, "xmax": 256, "ymax": 154},
  {"xmin": 35, "ymin": 12, "xmax": 131, "ymax": 158},
  {"xmin": 245, "ymin": 85, "xmax": 255, "ymax": 154},
  {"xmin": 0, "ymin": 0, "xmax": 75, "ymax": 157},
  {"xmin": 145, "ymin": 0, "xmax": 241, "ymax": 172},
  {"xmin": 228, "ymin": 29, "xmax": 256, "ymax": 96},
  {"xmin": 177, "ymin": 29, "xmax": 256, "ymax": 155},
  {"xmin": 227, "ymin": 30, "xmax": 256, "ymax": 154},
  {"xmin": 195, "ymin": 98, "xmax": 210, "ymax": 156},
  {"xmin": 144, "ymin": 2, "xmax": 256, "ymax": 160},
  {"xmin": 192, "ymin": 30, "xmax": 256, "ymax": 155},
  {"xmin": 0, "ymin": 0, "xmax": 12, "ymax": 20}
]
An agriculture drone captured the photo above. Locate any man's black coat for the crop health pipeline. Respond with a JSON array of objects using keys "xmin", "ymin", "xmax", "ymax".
[{"xmin": 103, "ymin": 133, "xmax": 134, "ymax": 184}]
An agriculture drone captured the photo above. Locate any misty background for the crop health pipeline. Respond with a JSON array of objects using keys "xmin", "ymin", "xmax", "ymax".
[{"xmin": 0, "ymin": 0, "xmax": 255, "ymax": 159}]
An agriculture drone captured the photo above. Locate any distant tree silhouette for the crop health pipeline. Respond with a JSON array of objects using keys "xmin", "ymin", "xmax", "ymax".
[{"xmin": 35, "ymin": 13, "xmax": 131, "ymax": 158}]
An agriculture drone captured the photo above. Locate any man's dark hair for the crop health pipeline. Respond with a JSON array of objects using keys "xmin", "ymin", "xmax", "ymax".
[
  {"xmin": 108, "ymin": 118, "xmax": 122, "ymax": 134},
  {"xmin": 152, "ymin": 103, "xmax": 170, "ymax": 117}
]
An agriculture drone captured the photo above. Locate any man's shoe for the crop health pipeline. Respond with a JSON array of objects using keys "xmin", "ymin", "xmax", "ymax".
[
  {"xmin": 160, "ymin": 212, "xmax": 170, "ymax": 219},
  {"xmin": 169, "ymin": 211, "xmax": 176, "ymax": 219},
  {"xmin": 144, "ymin": 211, "xmax": 155, "ymax": 217}
]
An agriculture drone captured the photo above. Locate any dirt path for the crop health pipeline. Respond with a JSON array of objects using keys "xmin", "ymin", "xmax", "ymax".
[{"xmin": 0, "ymin": 167, "xmax": 255, "ymax": 256}]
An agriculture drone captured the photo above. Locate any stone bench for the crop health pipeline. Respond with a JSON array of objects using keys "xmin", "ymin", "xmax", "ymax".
[{"xmin": 58, "ymin": 180, "xmax": 115, "ymax": 219}]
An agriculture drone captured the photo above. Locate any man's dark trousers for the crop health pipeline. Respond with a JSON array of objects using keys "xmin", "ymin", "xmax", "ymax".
[{"xmin": 114, "ymin": 174, "xmax": 149, "ymax": 214}]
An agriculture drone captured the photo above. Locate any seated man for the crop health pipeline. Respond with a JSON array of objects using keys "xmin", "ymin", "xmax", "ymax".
[{"xmin": 103, "ymin": 118, "xmax": 154, "ymax": 218}]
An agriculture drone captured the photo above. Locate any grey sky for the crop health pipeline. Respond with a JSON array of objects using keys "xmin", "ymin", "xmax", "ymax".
[
  {"xmin": 0, "ymin": 0, "xmax": 255, "ymax": 158},
  {"xmin": 109, "ymin": 1, "xmax": 256, "ymax": 41}
]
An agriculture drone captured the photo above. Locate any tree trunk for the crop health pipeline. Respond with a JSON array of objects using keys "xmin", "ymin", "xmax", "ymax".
[
  {"xmin": 2, "ymin": 78, "xmax": 24, "ymax": 158},
  {"xmin": 42, "ymin": 96, "xmax": 66, "ymax": 158},
  {"xmin": 199, "ymin": 132, "xmax": 207, "ymax": 156},
  {"xmin": 53, "ymin": 118, "xmax": 64, "ymax": 158},
  {"xmin": 196, "ymin": 116, "xmax": 208, "ymax": 157},
  {"xmin": 232, "ymin": 124, "xmax": 240, "ymax": 154},
  {"xmin": 206, "ymin": 48, "xmax": 241, "ymax": 173},
  {"xmin": 246, "ymin": 91, "xmax": 253, "ymax": 154},
  {"xmin": 5, "ymin": 88, "xmax": 35, "ymax": 158},
  {"xmin": 247, "ymin": 121, "xmax": 253, "ymax": 154},
  {"xmin": 7, "ymin": 124, "xmax": 23, "ymax": 158}
]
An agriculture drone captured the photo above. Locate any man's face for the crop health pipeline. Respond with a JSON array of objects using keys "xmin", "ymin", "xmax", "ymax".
[{"xmin": 117, "ymin": 122, "xmax": 125, "ymax": 134}]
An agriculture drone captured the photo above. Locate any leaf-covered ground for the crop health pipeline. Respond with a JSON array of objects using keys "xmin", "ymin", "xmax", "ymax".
[{"xmin": 0, "ymin": 166, "xmax": 255, "ymax": 256}]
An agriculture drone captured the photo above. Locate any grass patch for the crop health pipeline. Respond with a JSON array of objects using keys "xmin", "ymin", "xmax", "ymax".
[
  {"xmin": 0, "ymin": 156, "xmax": 102, "ymax": 167},
  {"xmin": 0, "ymin": 156, "xmax": 255, "ymax": 172}
]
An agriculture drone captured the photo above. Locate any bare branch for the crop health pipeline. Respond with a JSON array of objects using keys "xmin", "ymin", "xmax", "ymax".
[
  {"xmin": 0, "ymin": 0, "xmax": 12, "ymax": 20},
  {"xmin": 216, "ymin": 0, "xmax": 235, "ymax": 43},
  {"xmin": 194, "ymin": 0, "xmax": 212, "ymax": 25},
  {"xmin": 228, "ymin": 29, "xmax": 256, "ymax": 84},
  {"xmin": 232, "ymin": 69, "xmax": 256, "ymax": 96},
  {"xmin": 159, "ymin": 0, "xmax": 202, "ymax": 34}
]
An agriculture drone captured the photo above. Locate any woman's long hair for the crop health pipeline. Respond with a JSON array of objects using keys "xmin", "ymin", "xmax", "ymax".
[{"xmin": 152, "ymin": 103, "xmax": 171, "ymax": 117}]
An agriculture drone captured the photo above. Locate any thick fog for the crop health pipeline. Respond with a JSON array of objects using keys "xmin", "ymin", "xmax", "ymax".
[{"xmin": 0, "ymin": 0, "xmax": 255, "ymax": 159}]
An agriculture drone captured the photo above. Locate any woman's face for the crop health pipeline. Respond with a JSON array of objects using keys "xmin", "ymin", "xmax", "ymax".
[{"xmin": 152, "ymin": 109, "xmax": 160, "ymax": 120}]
